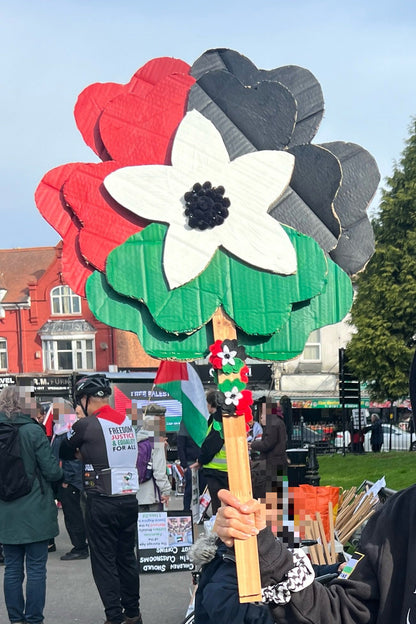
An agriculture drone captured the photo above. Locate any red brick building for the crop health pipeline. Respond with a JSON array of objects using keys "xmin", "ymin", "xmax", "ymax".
[{"xmin": 0, "ymin": 243, "xmax": 157, "ymax": 378}]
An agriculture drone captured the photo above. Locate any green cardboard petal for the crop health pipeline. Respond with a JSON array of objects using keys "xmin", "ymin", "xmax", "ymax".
[
  {"xmin": 239, "ymin": 257, "xmax": 353, "ymax": 360},
  {"xmin": 87, "ymin": 254, "xmax": 351, "ymax": 361},
  {"xmin": 86, "ymin": 271, "xmax": 212, "ymax": 360},
  {"xmin": 221, "ymin": 226, "xmax": 327, "ymax": 332},
  {"xmin": 105, "ymin": 223, "xmax": 328, "ymax": 336}
]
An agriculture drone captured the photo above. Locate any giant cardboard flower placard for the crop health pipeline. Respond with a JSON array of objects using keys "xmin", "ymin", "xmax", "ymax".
[
  {"xmin": 35, "ymin": 49, "xmax": 378, "ymax": 361},
  {"xmin": 35, "ymin": 48, "xmax": 379, "ymax": 603}
]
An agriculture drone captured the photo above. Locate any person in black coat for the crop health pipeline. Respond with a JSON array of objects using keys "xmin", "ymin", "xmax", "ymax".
[
  {"xmin": 250, "ymin": 403, "xmax": 288, "ymax": 499},
  {"xmin": 51, "ymin": 401, "xmax": 89, "ymax": 560},
  {"xmin": 369, "ymin": 414, "xmax": 383, "ymax": 452}
]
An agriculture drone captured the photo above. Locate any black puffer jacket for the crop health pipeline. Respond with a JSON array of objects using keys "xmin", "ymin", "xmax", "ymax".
[
  {"xmin": 251, "ymin": 413, "xmax": 288, "ymax": 469},
  {"xmin": 260, "ymin": 484, "xmax": 416, "ymax": 623},
  {"xmin": 193, "ymin": 536, "xmax": 281, "ymax": 624}
]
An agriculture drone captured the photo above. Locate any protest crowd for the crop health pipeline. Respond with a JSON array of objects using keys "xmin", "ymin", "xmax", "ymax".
[{"xmin": 1, "ymin": 375, "xmax": 414, "ymax": 624}]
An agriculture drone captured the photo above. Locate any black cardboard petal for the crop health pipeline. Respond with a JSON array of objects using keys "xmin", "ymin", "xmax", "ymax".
[
  {"xmin": 322, "ymin": 141, "xmax": 380, "ymax": 274},
  {"xmin": 190, "ymin": 70, "xmax": 297, "ymax": 151},
  {"xmin": 270, "ymin": 187, "xmax": 339, "ymax": 253},
  {"xmin": 188, "ymin": 82, "xmax": 256, "ymax": 160},
  {"xmin": 190, "ymin": 48, "xmax": 259, "ymax": 83},
  {"xmin": 322, "ymin": 141, "xmax": 380, "ymax": 225},
  {"xmin": 191, "ymin": 49, "xmax": 324, "ymax": 147},
  {"xmin": 269, "ymin": 144, "xmax": 342, "ymax": 254},
  {"xmin": 259, "ymin": 65, "xmax": 324, "ymax": 146},
  {"xmin": 329, "ymin": 218, "xmax": 375, "ymax": 276},
  {"xmin": 288, "ymin": 144, "xmax": 341, "ymax": 239}
]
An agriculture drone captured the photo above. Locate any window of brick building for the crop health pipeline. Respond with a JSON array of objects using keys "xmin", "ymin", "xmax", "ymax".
[
  {"xmin": 39, "ymin": 319, "xmax": 96, "ymax": 372},
  {"xmin": 302, "ymin": 329, "xmax": 321, "ymax": 362},
  {"xmin": 50, "ymin": 285, "xmax": 81, "ymax": 315},
  {"xmin": 0, "ymin": 338, "xmax": 7, "ymax": 369},
  {"xmin": 43, "ymin": 338, "xmax": 95, "ymax": 371}
]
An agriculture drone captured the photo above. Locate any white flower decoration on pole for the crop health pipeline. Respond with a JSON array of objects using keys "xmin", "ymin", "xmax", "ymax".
[
  {"xmin": 224, "ymin": 387, "xmax": 244, "ymax": 407},
  {"xmin": 218, "ymin": 343, "xmax": 237, "ymax": 367},
  {"xmin": 104, "ymin": 110, "xmax": 297, "ymax": 289}
]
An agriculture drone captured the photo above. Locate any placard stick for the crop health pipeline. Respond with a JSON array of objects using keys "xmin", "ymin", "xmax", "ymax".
[
  {"xmin": 212, "ymin": 307, "xmax": 262, "ymax": 603},
  {"xmin": 341, "ymin": 508, "xmax": 376, "ymax": 544},
  {"xmin": 328, "ymin": 502, "xmax": 336, "ymax": 564},
  {"xmin": 312, "ymin": 519, "xmax": 326, "ymax": 565},
  {"xmin": 304, "ymin": 517, "xmax": 319, "ymax": 565},
  {"xmin": 316, "ymin": 512, "xmax": 331, "ymax": 564}
]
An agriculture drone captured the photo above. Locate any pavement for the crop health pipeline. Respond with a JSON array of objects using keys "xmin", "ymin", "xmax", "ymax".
[{"xmin": 0, "ymin": 493, "xmax": 199, "ymax": 624}]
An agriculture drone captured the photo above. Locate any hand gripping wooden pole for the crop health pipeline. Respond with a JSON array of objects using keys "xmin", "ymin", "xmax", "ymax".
[{"xmin": 212, "ymin": 307, "xmax": 262, "ymax": 603}]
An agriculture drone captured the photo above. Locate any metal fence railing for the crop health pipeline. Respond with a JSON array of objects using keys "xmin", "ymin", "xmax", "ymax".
[{"xmin": 289, "ymin": 420, "xmax": 416, "ymax": 454}]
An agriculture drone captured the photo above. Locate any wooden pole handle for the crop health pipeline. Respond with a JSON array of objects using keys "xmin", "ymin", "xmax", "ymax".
[
  {"xmin": 212, "ymin": 307, "xmax": 262, "ymax": 602},
  {"xmin": 223, "ymin": 415, "xmax": 262, "ymax": 602}
]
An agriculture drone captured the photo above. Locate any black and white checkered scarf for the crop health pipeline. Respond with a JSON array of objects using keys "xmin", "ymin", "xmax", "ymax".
[{"xmin": 262, "ymin": 548, "xmax": 315, "ymax": 605}]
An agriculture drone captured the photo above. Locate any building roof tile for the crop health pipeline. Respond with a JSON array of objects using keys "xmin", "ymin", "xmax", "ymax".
[{"xmin": 0, "ymin": 246, "xmax": 58, "ymax": 303}]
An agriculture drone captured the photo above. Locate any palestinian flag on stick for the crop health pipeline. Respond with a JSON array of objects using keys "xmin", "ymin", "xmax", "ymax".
[
  {"xmin": 154, "ymin": 362, "xmax": 209, "ymax": 446},
  {"xmin": 43, "ymin": 404, "xmax": 54, "ymax": 438}
]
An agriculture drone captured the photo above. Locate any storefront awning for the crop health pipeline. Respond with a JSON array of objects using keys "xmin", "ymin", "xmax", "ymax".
[{"xmin": 251, "ymin": 390, "xmax": 370, "ymax": 409}]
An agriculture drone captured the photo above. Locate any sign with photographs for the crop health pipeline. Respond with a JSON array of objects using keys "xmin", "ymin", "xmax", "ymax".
[{"xmin": 138, "ymin": 510, "xmax": 194, "ymax": 573}]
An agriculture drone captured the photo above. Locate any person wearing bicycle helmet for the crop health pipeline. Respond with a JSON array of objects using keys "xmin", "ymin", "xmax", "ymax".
[{"xmin": 59, "ymin": 374, "xmax": 142, "ymax": 624}]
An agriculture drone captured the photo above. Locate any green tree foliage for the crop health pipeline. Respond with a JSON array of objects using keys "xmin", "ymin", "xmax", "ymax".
[{"xmin": 347, "ymin": 118, "xmax": 416, "ymax": 401}]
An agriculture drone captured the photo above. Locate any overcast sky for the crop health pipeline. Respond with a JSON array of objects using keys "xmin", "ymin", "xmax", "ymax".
[{"xmin": 1, "ymin": 0, "xmax": 415, "ymax": 248}]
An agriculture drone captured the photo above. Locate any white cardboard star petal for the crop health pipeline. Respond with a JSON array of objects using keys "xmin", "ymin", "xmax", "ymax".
[{"xmin": 104, "ymin": 110, "xmax": 297, "ymax": 289}]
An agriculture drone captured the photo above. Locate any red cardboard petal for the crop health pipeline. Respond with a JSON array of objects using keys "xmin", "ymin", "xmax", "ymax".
[
  {"xmin": 75, "ymin": 82, "xmax": 124, "ymax": 160},
  {"xmin": 35, "ymin": 163, "xmax": 94, "ymax": 295},
  {"xmin": 61, "ymin": 225, "xmax": 92, "ymax": 297},
  {"xmin": 129, "ymin": 57, "xmax": 191, "ymax": 91},
  {"xmin": 63, "ymin": 161, "xmax": 146, "ymax": 271},
  {"xmin": 99, "ymin": 73, "xmax": 195, "ymax": 163},
  {"xmin": 35, "ymin": 163, "xmax": 80, "ymax": 237},
  {"xmin": 74, "ymin": 58, "xmax": 192, "ymax": 161}
]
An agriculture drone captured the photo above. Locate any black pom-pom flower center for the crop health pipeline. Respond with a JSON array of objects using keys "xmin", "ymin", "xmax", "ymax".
[{"xmin": 184, "ymin": 181, "xmax": 231, "ymax": 231}]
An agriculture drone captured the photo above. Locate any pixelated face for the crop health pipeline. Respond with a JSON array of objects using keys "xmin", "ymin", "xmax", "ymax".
[
  {"xmin": 52, "ymin": 397, "xmax": 74, "ymax": 420},
  {"xmin": 19, "ymin": 387, "xmax": 37, "ymax": 417},
  {"xmin": 139, "ymin": 414, "xmax": 166, "ymax": 441},
  {"xmin": 257, "ymin": 476, "xmax": 299, "ymax": 548}
]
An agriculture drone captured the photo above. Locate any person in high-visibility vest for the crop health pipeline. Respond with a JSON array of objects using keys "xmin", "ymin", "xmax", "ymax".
[{"xmin": 190, "ymin": 391, "xmax": 228, "ymax": 514}]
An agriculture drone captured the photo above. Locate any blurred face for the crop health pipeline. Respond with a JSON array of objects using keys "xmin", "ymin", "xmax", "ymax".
[
  {"xmin": 36, "ymin": 410, "xmax": 45, "ymax": 424},
  {"xmin": 143, "ymin": 415, "xmax": 166, "ymax": 442},
  {"xmin": 260, "ymin": 403, "xmax": 267, "ymax": 426},
  {"xmin": 19, "ymin": 389, "xmax": 37, "ymax": 418},
  {"xmin": 75, "ymin": 404, "xmax": 84, "ymax": 419}
]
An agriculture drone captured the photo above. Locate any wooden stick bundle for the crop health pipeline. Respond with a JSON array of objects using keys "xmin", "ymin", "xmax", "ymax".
[
  {"xmin": 335, "ymin": 487, "xmax": 378, "ymax": 545},
  {"xmin": 303, "ymin": 514, "xmax": 334, "ymax": 566}
]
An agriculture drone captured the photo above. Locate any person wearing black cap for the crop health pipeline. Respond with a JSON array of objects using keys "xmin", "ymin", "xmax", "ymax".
[{"xmin": 59, "ymin": 374, "xmax": 142, "ymax": 624}]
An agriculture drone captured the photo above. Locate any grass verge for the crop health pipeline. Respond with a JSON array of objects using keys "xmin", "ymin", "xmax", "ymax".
[{"xmin": 318, "ymin": 451, "xmax": 416, "ymax": 492}]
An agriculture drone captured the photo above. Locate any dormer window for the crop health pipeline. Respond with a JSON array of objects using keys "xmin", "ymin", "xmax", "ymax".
[{"xmin": 50, "ymin": 285, "xmax": 81, "ymax": 315}]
